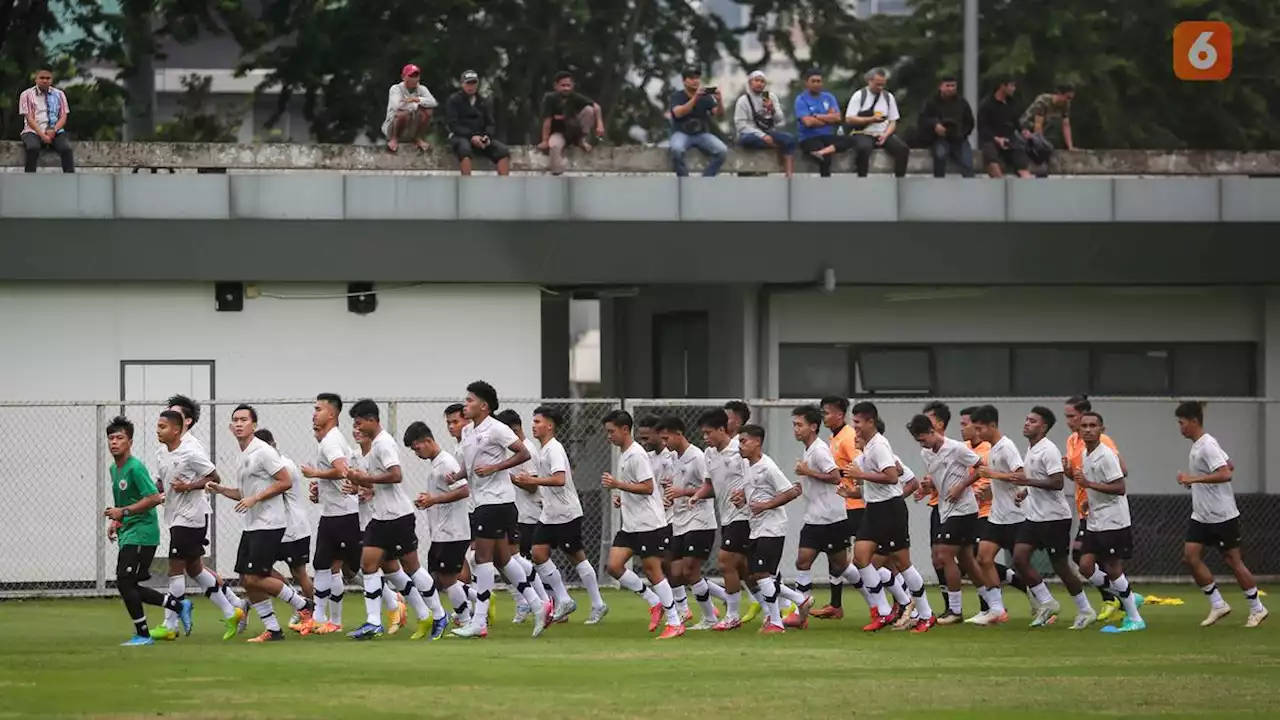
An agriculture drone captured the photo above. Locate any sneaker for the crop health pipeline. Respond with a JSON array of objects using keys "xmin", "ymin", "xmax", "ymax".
[
  {"xmin": 811, "ymin": 605, "xmax": 844, "ymax": 620},
  {"xmin": 741, "ymin": 600, "xmax": 762, "ymax": 625},
  {"xmin": 862, "ymin": 610, "xmax": 894, "ymax": 632},
  {"xmin": 291, "ymin": 609, "xmax": 315, "ymax": 636},
  {"xmin": 1201, "ymin": 604, "xmax": 1232, "ymax": 627},
  {"xmin": 532, "ymin": 601, "xmax": 553, "ymax": 638},
  {"xmin": 963, "ymin": 610, "xmax": 990, "ymax": 625},
  {"xmin": 237, "ymin": 605, "xmax": 249, "ymax": 635},
  {"xmin": 387, "ymin": 596, "xmax": 408, "ymax": 635},
  {"xmin": 891, "ymin": 601, "xmax": 911, "ymax": 625},
  {"xmin": 973, "ymin": 609, "xmax": 1009, "ymax": 626},
  {"xmin": 223, "ymin": 608, "xmax": 245, "ymax": 641},
  {"xmin": 247, "ymin": 629, "xmax": 285, "ymax": 643},
  {"xmin": 911, "ymin": 615, "xmax": 937, "ymax": 634},
  {"xmin": 680, "ymin": 607, "xmax": 694, "ymax": 624},
  {"xmin": 450, "ymin": 624, "xmax": 488, "ymax": 639},
  {"xmin": 429, "ymin": 615, "xmax": 449, "ymax": 640},
  {"xmin": 782, "ymin": 612, "xmax": 808, "ymax": 630},
  {"xmin": 1030, "ymin": 600, "xmax": 1061, "ymax": 628},
  {"xmin": 410, "ymin": 619, "xmax": 433, "ymax": 641},
  {"xmin": 713, "ymin": 615, "xmax": 742, "ymax": 631},
  {"xmin": 689, "ymin": 617, "xmax": 718, "ymax": 631},
  {"xmin": 648, "ymin": 605, "xmax": 663, "ymax": 633},
  {"xmin": 551, "ymin": 598, "xmax": 578, "ymax": 624},
  {"xmin": 313, "ymin": 622, "xmax": 344, "ymax": 635},
  {"xmin": 1096, "ymin": 599, "xmax": 1122, "ymax": 624},
  {"xmin": 1070, "ymin": 609, "xmax": 1098, "ymax": 630},
  {"xmin": 657, "ymin": 623, "xmax": 685, "ymax": 640},
  {"xmin": 584, "ymin": 604, "xmax": 609, "ymax": 626},
  {"xmin": 893, "ymin": 605, "xmax": 916, "ymax": 631},
  {"xmin": 1101, "ymin": 617, "xmax": 1146, "ymax": 633},
  {"xmin": 1133, "ymin": 592, "xmax": 1146, "ymax": 609},
  {"xmin": 149, "ymin": 626, "xmax": 178, "ymax": 641},
  {"xmin": 1245, "ymin": 607, "xmax": 1269, "ymax": 628},
  {"xmin": 759, "ymin": 621, "xmax": 785, "ymax": 635},
  {"xmin": 178, "ymin": 599, "xmax": 194, "ymax": 636},
  {"xmin": 289, "ymin": 611, "xmax": 301, "ymax": 627},
  {"xmin": 347, "ymin": 622, "xmax": 384, "ymax": 640},
  {"xmin": 512, "ymin": 604, "xmax": 532, "ymax": 625},
  {"xmin": 936, "ymin": 610, "xmax": 963, "ymax": 626},
  {"xmin": 120, "ymin": 634, "xmax": 155, "ymax": 647},
  {"xmin": 797, "ymin": 595, "xmax": 815, "ymax": 621}
]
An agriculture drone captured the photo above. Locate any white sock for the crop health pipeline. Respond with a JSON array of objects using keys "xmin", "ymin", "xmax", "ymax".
[
  {"xmin": 275, "ymin": 583, "xmax": 309, "ymax": 611},
  {"xmin": 1087, "ymin": 567, "xmax": 1108, "ymax": 589},
  {"xmin": 473, "ymin": 562, "xmax": 496, "ymax": 628},
  {"xmin": 878, "ymin": 566, "xmax": 892, "ymax": 584},
  {"xmin": 446, "ymin": 582, "xmax": 471, "ymax": 621},
  {"xmin": 654, "ymin": 579, "xmax": 680, "ymax": 625},
  {"xmin": 466, "ymin": 583, "xmax": 478, "ymax": 607},
  {"xmin": 1111, "ymin": 575, "xmax": 1142, "ymax": 622},
  {"xmin": 888, "ymin": 573, "xmax": 911, "ymax": 606},
  {"xmin": 165, "ymin": 575, "xmax": 185, "ymax": 629},
  {"xmin": 514, "ymin": 554, "xmax": 548, "ymax": 603},
  {"xmin": 985, "ymin": 586, "xmax": 1006, "ymax": 615},
  {"xmin": 381, "ymin": 578, "xmax": 400, "ymax": 611},
  {"xmin": 1003, "ymin": 566, "xmax": 1018, "ymax": 586},
  {"xmin": 193, "ymin": 569, "xmax": 235, "ymax": 619},
  {"xmin": 902, "ymin": 566, "xmax": 932, "ymax": 619},
  {"xmin": 704, "ymin": 578, "xmax": 728, "ymax": 603},
  {"xmin": 859, "ymin": 564, "xmax": 891, "ymax": 615},
  {"xmin": 411, "ymin": 567, "xmax": 447, "ymax": 620},
  {"xmin": 313, "ymin": 571, "xmax": 331, "ymax": 624},
  {"xmin": 253, "ymin": 598, "xmax": 280, "ymax": 632},
  {"xmin": 503, "ymin": 556, "xmax": 543, "ymax": 610},
  {"xmin": 1244, "ymin": 586, "xmax": 1266, "ymax": 614},
  {"xmin": 726, "ymin": 590, "xmax": 742, "ymax": 618},
  {"xmin": 386, "ymin": 569, "xmax": 430, "ymax": 621},
  {"xmin": 758, "ymin": 577, "xmax": 782, "ymax": 625},
  {"xmin": 225, "ymin": 584, "xmax": 246, "ymax": 610},
  {"xmin": 1029, "ymin": 582, "xmax": 1054, "ymax": 606},
  {"xmin": 363, "ymin": 571, "xmax": 384, "ymax": 626},
  {"xmin": 777, "ymin": 582, "xmax": 807, "ymax": 606},
  {"xmin": 536, "ymin": 560, "xmax": 573, "ymax": 605},
  {"xmin": 618, "ymin": 569, "xmax": 661, "ymax": 607},
  {"xmin": 576, "ymin": 560, "xmax": 605, "ymax": 609},
  {"xmin": 948, "ymin": 589, "xmax": 963, "ymax": 615},
  {"xmin": 743, "ymin": 585, "xmax": 762, "ymax": 606},
  {"xmin": 690, "ymin": 578, "xmax": 717, "ymax": 620},
  {"xmin": 796, "ymin": 570, "xmax": 813, "ymax": 595},
  {"xmin": 1201, "ymin": 582, "xmax": 1226, "ymax": 609},
  {"xmin": 839, "ymin": 564, "xmax": 871, "ymax": 607},
  {"xmin": 673, "ymin": 584, "xmax": 690, "ymax": 618},
  {"xmin": 1071, "ymin": 591, "xmax": 1092, "ymax": 614},
  {"xmin": 508, "ymin": 585, "xmax": 526, "ymax": 609},
  {"xmin": 329, "ymin": 571, "xmax": 346, "ymax": 624}
]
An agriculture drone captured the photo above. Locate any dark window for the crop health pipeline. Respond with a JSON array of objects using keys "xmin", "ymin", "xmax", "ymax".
[
  {"xmin": 1173, "ymin": 344, "xmax": 1256, "ymax": 397},
  {"xmin": 1094, "ymin": 348, "xmax": 1170, "ymax": 395},
  {"xmin": 935, "ymin": 346, "xmax": 1011, "ymax": 396},
  {"xmin": 653, "ymin": 312, "xmax": 709, "ymax": 398},
  {"xmin": 858, "ymin": 348, "xmax": 931, "ymax": 394},
  {"xmin": 779, "ymin": 345, "xmax": 850, "ymax": 398},
  {"xmin": 1012, "ymin": 348, "xmax": 1090, "ymax": 396}
]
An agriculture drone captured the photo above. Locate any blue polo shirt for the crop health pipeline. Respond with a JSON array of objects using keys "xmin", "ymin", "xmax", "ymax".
[{"xmin": 794, "ymin": 91, "xmax": 840, "ymax": 141}]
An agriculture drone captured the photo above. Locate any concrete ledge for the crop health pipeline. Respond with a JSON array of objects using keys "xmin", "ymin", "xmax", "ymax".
[{"xmin": 7, "ymin": 141, "xmax": 1279, "ymax": 176}]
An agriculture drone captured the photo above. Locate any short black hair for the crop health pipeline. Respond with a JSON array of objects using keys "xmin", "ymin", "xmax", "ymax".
[
  {"xmin": 36, "ymin": 66, "xmax": 53, "ymax": 75},
  {"xmin": 317, "ymin": 393, "xmax": 343, "ymax": 413},
  {"xmin": 803, "ymin": 67, "xmax": 823, "ymax": 80},
  {"xmin": 740, "ymin": 423, "xmax": 766, "ymax": 442},
  {"xmin": 874, "ymin": 418, "xmax": 886, "ymax": 434},
  {"xmin": 636, "ymin": 414, "xmax": 661, "ymax": 431},
  {"xmin": 166, "ymin": 394, "xmax": 199, "ymax": 427},
  {"xmin": 1056, "ymin": 82, "xmax": 1076, "ymax": 93},
  {"xmin": 971, "ymin": 404, "xmax": 999, "ymax": 425},
  {"xmin": 959, "ymin": 406, "xmax": 979, "ymax": 419},
  {"xmin": 940, "ymin": 74, "xmax": 957, "ymax": 83},
  {"xmin": 444, "ymin": 403, "xmax": 465, "ymax": 417},
  {"xmin": 602, "ymin": 409, "xmax": 633, "ymax": 429},
  {"xmin": 681, "ymin": 67, "xmax": 702, "ymax": 79},
  {"xmin": 233, "ymin": 403, "xmax": 258, "ymax": 423},
  {"xmin": 403, "ymin": 421, "xmax": 433, "ymax": 446},
  {"xmin": 851, "ymin": 401, "xmax": 878, "ymax": 420},
  {"xmin": 820, "ymin": 396, "xmax": 849, "ymax": 414},
  {"xmin": 350, "ymin": 399, "xmax": 380, "ymax": 421},
  {"xmin": 923, "ymin": 401, "xmax": 951, "ymax": 429},
  {"xmin": 791, "ymin": 404, "xmax": 822, "ymax": 427},
  {"xmin": 496, "ymin": 409, "xmax": 522, "ymax": 428},
  {"xmin": 697, "ymin": 408, "xmax": 729, "ymax": 431},
  {"xmin": 655, "ymin": 415, "xmax": 686, "ymax": 435},
  {"xmin": 723, "ymin": 401, "xmax": 751, "ymax": 423},
  {"xmin": 1079, "ymin": 410, "xmax": 1104, "ymax": 425},
  {"xmin": 991, "ymin": 73, "xmax": 1015, "ymax": 89},
  {"xmin": 907, "ymin": 414, "xmax": 935, "ymax": 437},
  {"xmin": 1066, "ymin": 394, "xmax": 1092, "ymax": 412},
  {"xmin": 554, "ymin": 70, "xmax": 573, "ymax": 83},
  {"xmin": 1175, "ymin": 401, "xmax": 1205, "ymax": 424},
  {"xmin": 254, "ymin": 428, "xmax": 274, "ymax": 445},
  {"xmin": 106, "ymin": 415, "xmax": 134, "ymax": 440},
  {"xmin": 158, "ymin": 410, "xmax": 185, "ymax": 427},
  {"xmin": 1030, "ymin": 405, "xmax": 1057, "ymax": 431},
  {"xmin": 467, "ymin": 380, "xmax": 499, "ymax": 412},
  {"xmin": 533, "ymin": 405, "xmax": 563, "ymax": 429}
]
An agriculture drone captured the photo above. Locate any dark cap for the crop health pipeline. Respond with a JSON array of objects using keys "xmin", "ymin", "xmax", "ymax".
[
  {"xmin": 681, "ymin": 67, "xmax": 702, "ymax": 79},
  {"xmin": 461, "ymin": 70, "xmax": 479, "ymax": 83}
]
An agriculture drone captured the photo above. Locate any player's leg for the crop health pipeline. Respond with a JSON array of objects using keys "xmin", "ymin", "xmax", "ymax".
[
  {"xmin": 352, "ymin": 523, "xmax": 391, "ymax": 638},
  {"xmin": 750, "ymin": 538, "xmax": 786, "ymax": 633},
  {"xmin": 1222, "ymin": 546, "xmax": 1268, "ymax": 627},
  {"xmin": 1099, "ymin": 555, "xmax": 1145, "ymax": 631},
  {"xmin": 160, "ymin": 553, "xmax": 187, "ymax": 636},
  {"xmin": 1051, "ymin": 547, "xmax": 1094, "ymax": 629},
  {"xmin": 185, "ymin": 551, "xmax": 241, "ymax": 631},
  {"xmin": 117, "ymin": 545, "xmax": 172, "ymax": 644},
  {"xmin": 566, "ymin": 547, "xmax": 607, "ymax": 620},
  {"xmin": 397, "ymin": 550, "xmax": 449, "ymax": 639},
  {"xmin": 932, "ymin": 541, "xmax": 962, "ymax": 623},
  {"xmin": 519, "ymin": 524, "xmax": 550, "ymax": 605},
  {"xmin": 854, "ymin": 537, "xmax": 893, "ymax": 624},
  {"xmin": 641, "ymin": 535, "xmax": 682, "ymax": 635},
  {"xmin": 1075, "ymin": 519, "xmax": 1116, "ymax": 609},
  {"xmin": 889, "ymin": 548, "xmax": 935, "ymax": 632},
  {"xmin": 488, "ymin": 507, "xmax": 544, "ymax": 625},
  {"xmin": 1014, "ymin": 534, "xmax": 1056, "ymax": 627},
  {"xmin": 530, "ymin": 532, "xmax": 573, "ymax": 621}
]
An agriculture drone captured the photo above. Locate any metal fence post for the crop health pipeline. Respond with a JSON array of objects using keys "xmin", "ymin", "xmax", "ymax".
[
  {"xmin": 95, "ymin": 404, "xmax": 107, "ymax": 593},
  {"xmin": 389, "ymin": 401, "xmax": 399, "ymax": 438}
]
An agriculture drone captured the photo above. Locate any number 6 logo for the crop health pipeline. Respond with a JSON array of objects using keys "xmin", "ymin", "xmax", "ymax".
[{"xmin": 1174, "ymin": 21, "xmax": 1232, "ymax": 81}]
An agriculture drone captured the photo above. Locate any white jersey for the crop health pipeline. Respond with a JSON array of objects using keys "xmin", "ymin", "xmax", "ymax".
[
  {"xmin": 366, "ymin": 430, "xmax": 412, "ymax": 522},
  {"xmin": 315, "ymin": 426, "xmax": 357, "ymax": 518},
  {"xmin": 1023, "ymin": 437, "xmax": 1071, "ymax": 522},
  {"xmin": 462, "ymin": 416, "xmax": 520, "ymax": 507},
  {"xmin": 512, "ymin": 438, "xmax": 543, "ymax": 524},
  {"xmin": 670, "ymin": 444, "xmax": 716, "ymax": 535},
  {"xmin": 744, "ymin": 454, "xmax": 793, "ymax": 539},
  {"xmin": 537, "ymin": 437, "xmax": 582, "ymax": 524},
  {"xmin": 1188, "ymin": 433, "xmax": 1239, "ymax": 524},
  {"xmin": 650, "ymin": 448, "xmax": 676, "ymax": 524},
  {"xmin": 801, "ymin": 438, "xmax": 843, "ymax": 525},
  {"xmin": 707, "ymin": 436, "xmax": 749, "ymax": 526},
  {"xmin": 427, "ymin": 451, "xmax": 470, "ymax": 542},
  {"xmin": 922, "ymin": 437, "xmax": 981, "ymax": 522},
  {"xmin": 1083, "ymin": 443, "xmax": 1129, "ymax": 531},
  {"xmin": 452, "ymin": 423, "xmax": 474, "ymax": 512},
  {"xmin": 618, "ymin": 442, "xmax": 667, "ymax": 533},
  {"xmin": 860, "ymin": 433, "xmax": 903, "ymax": 504},
  {"xmin": 353, "ymin": 446, "xmax": 373, "ymax": 529},
  {"xmin": 279, "ymin": 456, "xmax": 311, "ymax": 542},
  {"xmin": 986, "ymin": 435, "xmax": 1025, "ymax": 525},
  {"xmin": 157, "ymin": 433, "xmax": 217, "ymax": 529},
  {"xmin": 235, "ymin": 437, "xmax": 289, "ymax": 532}
]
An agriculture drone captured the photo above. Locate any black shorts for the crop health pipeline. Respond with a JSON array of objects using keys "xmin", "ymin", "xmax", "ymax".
[
  {"xmin": 1186, "ymin": 517, "xmax": 1242, "ymax": 551},
  {"xmin": 276, "ymin": 537, "xmax": 311, "ymax": 567},
  {"xmin": 116, "ymin": 544, "xmax": 158, "ymax": 583},
  {"xmin": 799, "ymin": 520, "xmax": 852, "ymax": 553},
  {"xmin": 673, "ymin": 529, "xmax": 717, "ymax": 560},
  {"xmin": 168, "ymin": 524, "xmax": 208, "ymax": 561},
  {"xmin": 979, "ymin": 140, "xmax": 1029, "ymax": 170},
  {"xmin": 720, "ymin": 520, "xmax": 751, "ymax": 554},
  {"xmin": 973, "ymin": 516, "xmax": 990, "ymax": 548},
  {"xmin": 533, "ymin": 517, "xmax": 586, "ymax": 555},
  {"xmin": 471, "ymin": 503, "xmax": 518, "ymax": 541},
  {"xmin": 933, "ymin": 513, "xmax": 978, "ymax": 547},
  {"xmin": 978, "ymin": 520, "xmax": 1022, "ymax": 551},
  {"xmin": 363, "ymin": 514, "xmax": 418, "ymax": 559},
  {"xmin": 846, "ymin": 508, "xmax": 865, "ymax": 538},
  {"xmin": 450, "ymin": 136, "xmax": 511, "ymax": 162},
  {"xmin": 1081, "ymin": 526, "xmax": 1134, "ymax": 560},
  {"xmin": 858, "ymin": 496, "xmax": 910, "ymax": 551},
  {"xmin": 236, "ymin": 528, "xmax": 285, "ymax": 576},
  {"xmin": 612, "ymin": 526, "xmax": 671, "ymax": 558},
  {"xmin": 314, "ymin": 513, "xmax": 362, "ymax": 569},
  {"xmin": 427, "ymin": 539, "xmax": 470, "ymax": 575},
  {"xmin": 1016, "ymin": 518, "xmax": 1072, "ymax": 557},
  {"xmin": 1075, "ymin": 516, "xmax": 1088, "ymax": 543},
  {"xmin": 929, "ymin": 504, "xmax": 941, "ymax": 543},
  {"xmin": 515, "ymin": 522, "xmax": 538, "ymax": 558},
  {"xmin": 748, "ymin": 536, "xmax": 785, "ymax": 576}
]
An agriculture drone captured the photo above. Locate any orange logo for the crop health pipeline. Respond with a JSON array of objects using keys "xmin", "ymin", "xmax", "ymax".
[{"xmin": 1173, "ymin": 21, "xmax": 1232, "ymax": 81}]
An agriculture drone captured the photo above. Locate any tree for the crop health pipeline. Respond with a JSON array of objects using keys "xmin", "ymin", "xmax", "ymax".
[{"xmin": 151, "ymin": 73, "xmax": 245, "ymax": 141}]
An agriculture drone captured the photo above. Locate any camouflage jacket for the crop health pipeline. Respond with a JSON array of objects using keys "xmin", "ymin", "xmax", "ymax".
[{"xmin": 1019, "ymin": 93, "xmax": 1070, "ymax": 133}]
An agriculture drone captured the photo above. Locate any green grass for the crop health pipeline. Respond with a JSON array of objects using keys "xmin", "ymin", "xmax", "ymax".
[{"xmin": 1, "ymin": 585, "xmax": 1277, "ymax": 718}]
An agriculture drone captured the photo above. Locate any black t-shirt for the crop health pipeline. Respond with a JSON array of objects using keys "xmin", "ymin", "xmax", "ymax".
[
  {"xmin": 541, "ymin": 91, "xmax": 594, "ymax": 133},
  {"xmin": 669, "ymin": 90, "xmax": 718, "ymax": 134}
]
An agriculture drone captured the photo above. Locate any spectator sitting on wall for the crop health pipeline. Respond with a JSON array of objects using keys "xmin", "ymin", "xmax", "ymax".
[
  {"xmin": 793, "ymin": 68, "xmax": 848, "ymax": 178},
  {"xmin": 1019, "ymin": 83, "xmax": 1076, "ymax": 173},
  {"xmin": 844, "ymin": 67, "xmax": 910, "ymax": 178},
  {"xmin": 537, "ymin": 70, "xmax": 606, "ymax": 176},
  {"xmin": 18, "ymin": 66, "xmax": 74, "ymax": 173},
  {"xmin": 977, "ymin": 75, "xmax": 1032, "ymax": 179},
  {"xmin": 668, "ymin": 67, "xmax": 728, "ymax": 177},
  {"xmin": 445, "ymin": 69, "xmax": 511, "ymax": 177},
  {"xmin": 917, "ymin": 75, "xmax": 975, "ymax": 178},
  {"xmin": 734, "ymin": 70, "xmax": 796, "ymax": 178},
  {"xmin": 383, "ymin": 63, "xmax": 438, "ymax": 153}
]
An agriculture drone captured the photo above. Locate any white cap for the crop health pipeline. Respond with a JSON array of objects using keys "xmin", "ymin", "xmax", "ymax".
[{"xmin": 747, "ymin": 70, "xmax": 767, "ymax": 81}]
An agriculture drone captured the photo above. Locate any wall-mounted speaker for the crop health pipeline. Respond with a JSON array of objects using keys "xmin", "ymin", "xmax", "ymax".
[
  {"xmin": 215, "ymin": 282, "xmax": 244, "ymax": 312},
  {"xmin": 348, "ymin": 282, "xmax": 377, "ymax": 315}
]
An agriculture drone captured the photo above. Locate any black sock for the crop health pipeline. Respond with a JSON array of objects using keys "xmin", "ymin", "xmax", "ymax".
[
  {"xmin": 979, "ymin": 592, "xmax": 990, "ymax": 612},
  {"xmin": 1097, "ymin": 585, "xmax": 1116, "ymax": 603},
  {"xmin": 138, "ymin": 585, "xmax": 180, "ymax": 612},
  {"xmin": 934, "ymin": 567, "xmax": 947, "ymax": 610},
  {"xmin": 830, "ymin": 582, "xmax": 843, "ymax": 609},
  {"xmin": 133, "ymin": 616, "xmax": 150, "ymax": 637},
  {"xmin": 997, "ymin": 562, "xmax": 1027, "ymax": 592},
  {"xmin": 119, "ymin": 579, "xmax": 148, "ymax": 636}
]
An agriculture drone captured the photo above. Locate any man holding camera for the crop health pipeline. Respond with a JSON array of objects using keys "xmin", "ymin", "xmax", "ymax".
[
  {"xmin": 445, "ymin": 70, "xmax": 511, "ymax": 177},
  {"xmin": 734, "ymin": 70, "xmax": 796, "ymax": 177},
  {"xmin": 917, "ymin": 75, "xmax": 975, "ymax": 178},
  {"xmin": 669, "ymin": 67, "xmax": 728, "ymax": 177},
  {"xmin": 844, "ymin": 68, "xmax": 910, "ymax": 178}
]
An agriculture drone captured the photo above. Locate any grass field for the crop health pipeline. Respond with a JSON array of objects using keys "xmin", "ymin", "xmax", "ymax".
[{"xmin": 1, "ymin": 584, "xmax": 1277, "ymax": 718}]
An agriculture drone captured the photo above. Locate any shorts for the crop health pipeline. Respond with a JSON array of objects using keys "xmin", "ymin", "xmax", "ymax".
[
  {"xmin": 235, "ymin": 528, "xmax": 286, "ymax": 576},
  {"xmin": 748, "ymin": 536, "xmax": 785, "ymax": 576},
  {"xmin": 1185, "ymin": 517, "xmax": 1242, "ymax": 551},
  {"xmin": 276, "ymin": 537, "xmax": 312, "ymax": 567},
  {"xmin": 929, "ymin": 505, "xmax": 941, "ymax": 544},
  {"xmin": 116, "ymin": 544, "xmax": 158, "ymax": 583},
  {"xmin": 846, "ymin": 508, "xmax": 865, "ymax": 538},
  {"xmin": 973, "ymin": 516, "xmax": 990, "ymax": 549},
  {"xmin": 533, "ymin": 517, "xmax": 586, "ymax": 555},
  {"xmin": 314, "ymin": 513, "xmax": 363, "ymax": 569},
  {"xmin": 427, "ymin": 539, "xmax": 470, "ymax": 575},
  {"xmin": 612, "ymin": 526, "xmax": 671, "ymax": 558},
  {"xmin": 1016, "ymin": 518, "xmax": 1072, "ymax": 557},
  {"xmin": 363, "ymin": 514, "xmax": 419, "ymax": 560},
  {"xmin": 516, "ymin": 522, "xmax": 538, "ymax": 558},
  {"xmin": 450, "ymin": 136, "xmax": 511, "ymax": 162},
  {"xmin": 979, "ymin": 139, "xmax": 1029, "ymax": 171},
  {"xmin": 933, "ymin": 513, "xmax": 978, "ymax": 547},
  {"xmin": 471, "ymin": 503, "xmax": 518, "ymax": 541},
  {"xmin": 168, "ymin": 523, "xmax": 209, "ymax": 561},
  {"xmin": 720, "ymin": 520, "xmax": 751, "ymax": 554},
  {"xmin": 1081, "ymin": 526, "xmax": 1134, "ymax": 560},
  {"xmin": 1075, "ymin": 516, "xmax": 1088, "ymax": 543},
  {"xmin": 673, "ymin": 529, "xmax": 717, "ymax": 560},
  {"xmin": 799, "ymin": 520, "xmax": 852, "ymax": 553},
  {"xmin": 857, "ymin": 496, "xmax": 910, "ymax": 552},
  {"xmin": 978, "ymin": 520, "xmax": 1022, "ymax": 551}
]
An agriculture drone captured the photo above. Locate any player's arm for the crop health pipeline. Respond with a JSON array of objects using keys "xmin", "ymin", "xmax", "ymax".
[
  {"xmin": 105, "ymin": 468, "xmax": 163, "ymax": 520},
  {"xmin": 302, "ymin": 456, "xmax": 349, "ymax": 480},
  {"xmin": 1020, "ymin": 470, "xmax": 1064, "ymax": 491},
  {"xmin": 796, "ymin": 455, "xmax": 841, "ymax": 485},
  {"xmin": 946, "ymin": 453, "xmax": 984, "ymax": 500},
  {"xmin": 476, "ymin": 438, "xmax": 532, "ymax": 477},
  {"xmin": 847, "ymin": 459, "xmax": 900, "ymax": 485},
  {"xmin": 353, "ymin": 464, "xmax": 402, "ymax": 485},
  {"xmin": 417, "ymin": 478, "xmax": 470, "ymax": 509},
  {"xmin": 1178, "ymin": 462, "xmax": 1233, "ymax": 485},
  {"xmin": 750, "ymin": 472, "xmax": 801, "ymax": 515},
  {"xmin": 690, "ymin": 478, "xmax": 715, "ymax": 501},
  {"xmin": 235, "ymin": 466, "xmax": 293, "ymax": 512},
  {"xmin": 206, "ymin": 482, "xmax": 243, "ymax": 501},
  {"xmin": 603, "ymin": 474, "xmax": 654, "ymax": 495}
]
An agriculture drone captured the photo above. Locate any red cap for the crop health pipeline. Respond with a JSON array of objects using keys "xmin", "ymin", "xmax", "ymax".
[{"xmin": 401, "ymin": 64, "xmax": 421, "ymax": 78}]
